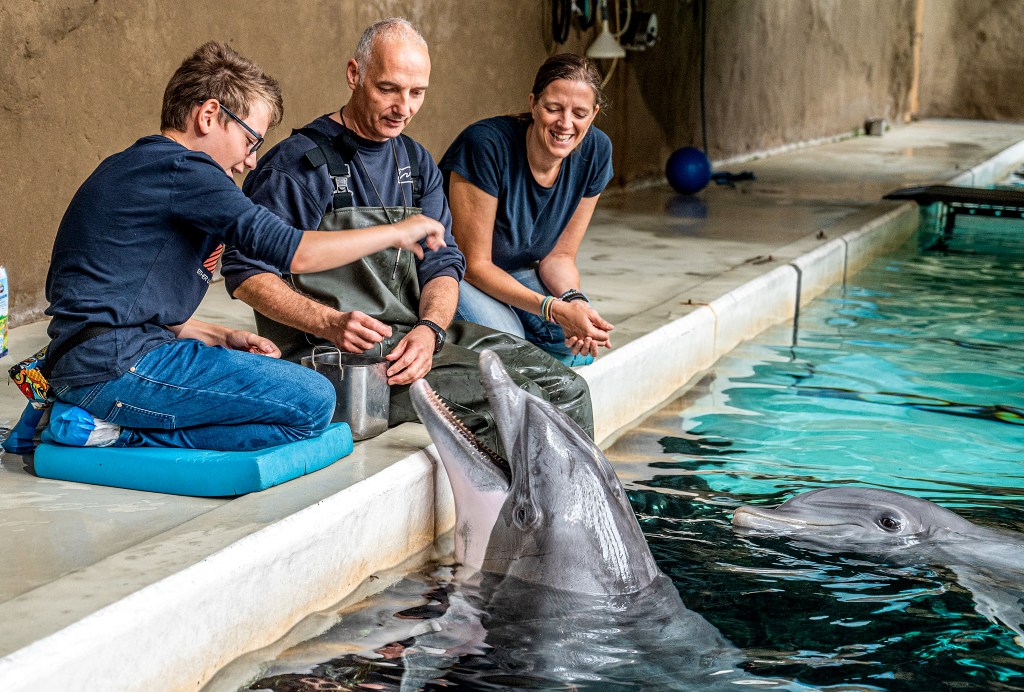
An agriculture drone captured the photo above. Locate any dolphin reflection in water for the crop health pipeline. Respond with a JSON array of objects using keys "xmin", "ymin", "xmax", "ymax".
[{"xmin": 733, "ymin": 486, "xmax": 1024, "ymax": 646}]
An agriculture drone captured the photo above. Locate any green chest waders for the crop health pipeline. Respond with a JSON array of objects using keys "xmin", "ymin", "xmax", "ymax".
[
  {"xmin": 256, "ymin": 127, "xmax": 594, "ymax": 449},
  {"xmin": 254, "ymin": 127, "xmax": 424, "ymax": 361}
]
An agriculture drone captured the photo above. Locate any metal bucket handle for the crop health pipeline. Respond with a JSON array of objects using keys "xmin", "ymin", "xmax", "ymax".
[
  {"xmin": 300, "ymin": 345, "xmax": 390, "ymax": 440},
  {"xmin": 310, "ymin": 345, "xmax": 342, "ymax": 377}
]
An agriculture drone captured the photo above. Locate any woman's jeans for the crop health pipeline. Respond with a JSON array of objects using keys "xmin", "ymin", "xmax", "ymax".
[
  {"xmin": 55, "ymin": 339, "xmax": 335, "ymax": 450},
  {"xmin": 456, "ymin": 267, "xmax": 583, "ymax": 362}
]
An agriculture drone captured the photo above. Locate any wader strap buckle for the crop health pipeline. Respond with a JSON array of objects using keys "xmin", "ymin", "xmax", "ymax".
[
  {"xmin": 295, "ymin": 127, "xmax": 357, "ymax": 209},
  {"xmin": 294, "ymin": 127, "xmax": 425, "ymax": 210}
]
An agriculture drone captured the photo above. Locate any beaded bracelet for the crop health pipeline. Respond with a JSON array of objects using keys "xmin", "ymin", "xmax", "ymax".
[
  {"xmin": 559, "ymin": 289, "xmax": 590, "ymax": 304},
  {"xmin": 540, "ymin": 295, "xmax": 558, "ymax": 323}
]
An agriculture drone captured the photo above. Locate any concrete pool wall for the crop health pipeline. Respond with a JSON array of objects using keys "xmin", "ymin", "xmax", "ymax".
[
  {"xmin": 584, "ymin": 202, "xmax": 918, "ymax": 446},
  {"xmin": 3, "ymin": 123, "xmax": 1024, "ymax": 691}
]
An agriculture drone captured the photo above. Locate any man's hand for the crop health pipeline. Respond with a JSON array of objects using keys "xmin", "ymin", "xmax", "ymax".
[
  {"xmin": 326, "ymin": 310, "xmax": 392, "ymax": 353},
  {"xmin": 383, "ymin": 325, "xmax": 437, "ymax": 385},
  {"xmin": 225, "ymin": 329, "xmax": 282, "ymax": 358},
  {"xmin": 392, "ymin": 215, "xmax": 446, "ymax": 260}
]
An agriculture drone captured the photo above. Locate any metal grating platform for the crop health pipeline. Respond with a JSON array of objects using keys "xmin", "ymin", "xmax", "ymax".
[{"xmin": 885, "ymin": 185, "xmax": 1024, "ymax": 247}]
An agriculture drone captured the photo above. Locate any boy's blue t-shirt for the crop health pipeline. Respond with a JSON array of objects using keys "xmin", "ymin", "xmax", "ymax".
[
  {"xmin": 45, "ymin": 135, "xmax": 303, "ymax": 388},
  {"xmin": 438, "ymin": 115, "xmax": 613, "ymax": 271}
]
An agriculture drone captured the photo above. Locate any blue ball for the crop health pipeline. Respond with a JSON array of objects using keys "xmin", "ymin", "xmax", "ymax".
[{"xmin": 665, "ymin": 147, "xmax": 711, "ymax": 195}]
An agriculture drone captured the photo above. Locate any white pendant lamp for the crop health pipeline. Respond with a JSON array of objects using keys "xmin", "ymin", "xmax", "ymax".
[{"xmin": 586, "ymin": 1, "xmax": 626, "ymax": 59}]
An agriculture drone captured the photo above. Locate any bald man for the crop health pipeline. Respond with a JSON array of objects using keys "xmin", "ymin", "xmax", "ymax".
[{"xmin": 221, "ymin": 17, "xmax": 594, "ymax": 452}]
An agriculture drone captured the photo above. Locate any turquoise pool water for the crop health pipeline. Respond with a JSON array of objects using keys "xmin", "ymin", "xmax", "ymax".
[
  {"xmin": 627, "ymin": 219, "xmax": 1024, "ymax": 503},
  {"xmin": 614, "ymin": 219, "xmax": 1024, "ymax": 689},
  {"xmin": 245, "ymin": 221, "xmax": 1023, "ymax": 690}
]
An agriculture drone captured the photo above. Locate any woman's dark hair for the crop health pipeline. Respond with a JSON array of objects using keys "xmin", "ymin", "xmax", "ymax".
[{"xmin": 530, "ymin": 53, "xmax": 607, "ymax": 111}]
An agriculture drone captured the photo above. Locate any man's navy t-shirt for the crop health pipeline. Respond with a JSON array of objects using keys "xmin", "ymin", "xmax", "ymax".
[
  {"xmin": 439, "ymin": 115, "xmax": 613, "ymax": 272},
  {"xmin": 220, "ymin": 114, "xmax": 463, "ymax": 296},
  {"xmin": 45, "ymin": 135, "xmax": 303, "ymax": 388}
]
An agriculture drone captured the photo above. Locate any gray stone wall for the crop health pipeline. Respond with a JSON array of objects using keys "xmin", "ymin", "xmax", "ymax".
[{"xmin": 919, "ymin": 0, "xmax": 1024, "ymax": 120}]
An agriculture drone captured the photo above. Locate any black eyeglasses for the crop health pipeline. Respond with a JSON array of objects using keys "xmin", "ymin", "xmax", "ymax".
[{"xmin": 216, "ymin": 101, "xmax": 264, "ymax": 155}]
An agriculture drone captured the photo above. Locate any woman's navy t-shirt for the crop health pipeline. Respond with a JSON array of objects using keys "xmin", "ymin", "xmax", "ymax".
[
  {"xmin": 44, "ymin": 135, "xmax": 302, "ymax": 388},
  {"xmin": 439, "ymin": 116, "xmax": 613, "ymax": 271}
]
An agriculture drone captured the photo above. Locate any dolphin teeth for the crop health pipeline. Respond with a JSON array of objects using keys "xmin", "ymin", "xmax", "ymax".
[{"xmin": 423, "ymin": 382, "xmax": 508, "ymax": 469}]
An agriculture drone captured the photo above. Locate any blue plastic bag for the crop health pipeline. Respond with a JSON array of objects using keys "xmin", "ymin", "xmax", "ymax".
[{"xmin": 1, "ymin": 402, "xmax": 47, "ymax": 454}]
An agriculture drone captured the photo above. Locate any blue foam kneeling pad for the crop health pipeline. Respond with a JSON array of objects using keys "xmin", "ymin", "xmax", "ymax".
[{"xmin": 33, "ymin": 422, "xmax": 354, "ymax": 496}]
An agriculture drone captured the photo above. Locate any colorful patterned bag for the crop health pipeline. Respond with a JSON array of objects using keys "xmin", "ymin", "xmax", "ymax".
[
  {"xmin": 8, "ymin": 346, "xmax": 53, "ymax": 408},
  {"xmin": 3, "ymin": 347, "xmax": 53, "ymax": 454}
]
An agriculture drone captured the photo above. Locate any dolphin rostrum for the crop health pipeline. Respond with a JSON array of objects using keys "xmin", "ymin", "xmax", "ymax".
[
  {"xmin": 407, "ymin": 349, "xmax": 793, "ymax": 688},
  {"xmin": 732, "ymin": 487, "xmax": 1024, "ymax": 645}
]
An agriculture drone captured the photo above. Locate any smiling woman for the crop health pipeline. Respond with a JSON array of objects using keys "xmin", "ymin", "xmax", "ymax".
[{"xmin": 439, "ymin": 54, "xmax": 615, "ymax": 367}]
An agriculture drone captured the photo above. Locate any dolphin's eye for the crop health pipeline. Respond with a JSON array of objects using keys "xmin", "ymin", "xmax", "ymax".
[{"xmin": 878, "ymin": 515, "xmax": 903, "ymax": 532}]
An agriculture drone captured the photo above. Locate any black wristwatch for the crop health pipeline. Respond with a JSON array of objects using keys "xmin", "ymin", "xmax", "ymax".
[{"xmin": 414, "ymin": 319, "xmax": 446, "ymax": 354}]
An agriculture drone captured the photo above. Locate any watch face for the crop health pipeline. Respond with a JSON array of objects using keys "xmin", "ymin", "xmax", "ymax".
[{"xmin": 417, "ymin": 320, "xmax": 445, "ymax": 353}]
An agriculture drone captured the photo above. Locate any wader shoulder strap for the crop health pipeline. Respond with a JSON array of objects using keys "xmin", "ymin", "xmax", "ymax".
[
  {"xmin": 399, "ymin": 134, "xmax": 424, "ymax": 207},
  {"xmin": 294, "ymin": 127, "xmax": 357, "ymax": 209},
  {"xmin": 295, "ymin": 127, "xmax": 425, "ymax": 210}
]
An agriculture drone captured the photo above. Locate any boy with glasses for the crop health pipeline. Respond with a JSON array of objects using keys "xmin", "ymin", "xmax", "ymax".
[{"xmin": 43, "ymin": 41, "xmax": 445, "ymax": 450}]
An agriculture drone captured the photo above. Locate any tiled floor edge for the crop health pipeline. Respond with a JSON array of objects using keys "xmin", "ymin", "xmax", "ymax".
[{"xmin": 948, "ymin": 138, "xmax": 1024, "ymax": 187}]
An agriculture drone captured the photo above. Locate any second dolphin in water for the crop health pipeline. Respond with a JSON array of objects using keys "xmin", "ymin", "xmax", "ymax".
[{"xmin": 733, "ymin": 486, "xmax": 1024, "ymax": 645}]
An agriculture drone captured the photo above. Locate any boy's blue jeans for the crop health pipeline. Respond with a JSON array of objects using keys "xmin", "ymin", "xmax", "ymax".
[
  {"xmin": 456, "ymin": 267, "xmax": 576, "ymax": 360},
  {"xmin": 55, "ymin": 339, "xmax": 335, "ymax": 450}
]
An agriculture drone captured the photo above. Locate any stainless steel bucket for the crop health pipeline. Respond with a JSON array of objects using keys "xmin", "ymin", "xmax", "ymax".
[{"xmin": 300, "ymin": 347, "xmax": 390, "ymax": 440}]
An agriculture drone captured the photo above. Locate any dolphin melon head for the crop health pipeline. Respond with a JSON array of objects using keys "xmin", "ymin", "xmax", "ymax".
[{"xmin": 732, "ymin": 487, "xmax": 979, "ymax": 546}]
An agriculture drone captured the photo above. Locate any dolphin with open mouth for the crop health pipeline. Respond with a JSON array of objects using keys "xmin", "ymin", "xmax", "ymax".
[
  {"xmin": 733, "ymin": 487, "xmax": 1024, "ymax": 645},
  {"xmin": 407, "ymin": 349, "xmax": 797, "ymax": 688},
  {"xmin": 411, "ymin": 348, "xmax": 659, "ymax": 593}
]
